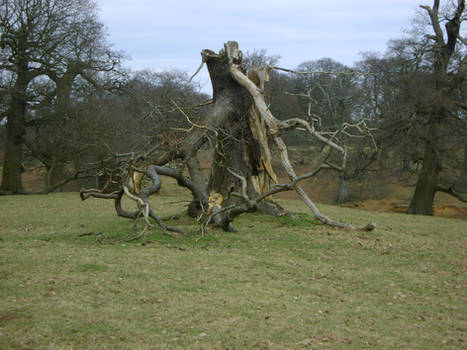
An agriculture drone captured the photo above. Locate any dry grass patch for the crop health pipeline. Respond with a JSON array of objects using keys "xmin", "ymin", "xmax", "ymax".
[{"xmin": 0, "ymin": 193, "xmax": 465, "ymax": 349}]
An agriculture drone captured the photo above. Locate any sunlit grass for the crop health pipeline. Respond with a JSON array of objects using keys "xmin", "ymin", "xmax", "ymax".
[{"xmin": 0, "ymin": 192, "xmax": 465, "ymax": 349}]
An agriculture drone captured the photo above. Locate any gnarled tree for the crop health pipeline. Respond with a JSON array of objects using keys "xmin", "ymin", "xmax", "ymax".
[
  {"xmin": 406, "ymin": 0, "xmax": 467, "ymax": 214},
  {"xmin": 0, "ymin": 0, "xmax": 124, "ymax": 193},
  {"xmin": 81, "ymin": 42, "xmax": 375, "ymax": 240}
]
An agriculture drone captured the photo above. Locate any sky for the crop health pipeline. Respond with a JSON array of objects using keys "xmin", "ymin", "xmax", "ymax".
[{"xmin": 97, "ymin": 0, "xmax": 425, "ymax": 93}]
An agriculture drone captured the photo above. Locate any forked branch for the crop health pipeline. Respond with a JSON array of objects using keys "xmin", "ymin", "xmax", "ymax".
[
  {"xmin": 80, "ymin": 165, "xmax": 185, "ymax": 244},
  {"xmin": 230, "ymin": 61, "xmax": 376, "ymax": 231}
]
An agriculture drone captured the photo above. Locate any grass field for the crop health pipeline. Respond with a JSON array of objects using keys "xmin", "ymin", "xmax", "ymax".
[{"xmin": 0, "ymin": 190, "xmax": 466, "ymax": 349}]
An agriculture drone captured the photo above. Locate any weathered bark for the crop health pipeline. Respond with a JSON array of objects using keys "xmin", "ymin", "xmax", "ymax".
[
  {"xmin": 185, "ymin": 154, "xmax": 208, "ymax": 217},
  {"xmin": 1, "ymin": 77, "xmax": 28, "ymax": 193},
  {"xmin": 201, "ymin": 42, "xmax": 282, "ymax": 229},
  {"xmin": 407, "ymin": 123, "xmax": 441, "ymax": 215},
  {"xmin": 80, "ymin": 41, "xmax": 376, "ymax": 235},
  {"xmin": 408, "ymin": 0, "xmax": 465, "ymax": 214}
]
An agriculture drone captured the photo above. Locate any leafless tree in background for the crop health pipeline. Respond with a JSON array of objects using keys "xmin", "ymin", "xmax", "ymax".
[{"xmin": 0, "ymin": 0, "xmax": 124, "ymax": 193}]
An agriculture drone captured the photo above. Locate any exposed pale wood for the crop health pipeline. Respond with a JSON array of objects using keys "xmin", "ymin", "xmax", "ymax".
[
  {"xmin": 230, "ymin": 56, "xmax": 375, "ymax": 231},
  {"xmin": 81, "ymin": 41, "xmax": 377, "ymax": 235},
  {"xmin": 80, "ymin": 165, "xmax": 185, "ymax": 242}
]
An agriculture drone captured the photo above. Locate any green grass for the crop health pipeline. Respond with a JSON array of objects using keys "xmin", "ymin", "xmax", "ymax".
[{"xmin": 0, "ymin": 192, "xmax": 466, "ymax": 349}]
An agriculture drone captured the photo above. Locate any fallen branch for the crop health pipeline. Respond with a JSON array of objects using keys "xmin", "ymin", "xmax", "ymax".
[
  {"xmin": 230, "ymin": 61, "xmax": 376, "ymax": 231},
  {"xmin": 80, "ymin": 165, "xmax": 186, "ymax": 244}
]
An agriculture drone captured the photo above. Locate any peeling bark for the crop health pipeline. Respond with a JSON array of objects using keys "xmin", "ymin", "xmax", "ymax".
[
  {"xmin": 229, "ymin": 49, "xmax": 374, "ymax": 231},
  {"xmin": 81, "ymin": 41, "xmax": 376, "ymax": 236},
  {"xmin": 200, "ymin": 42, "xmax": 284, "ymax": 229}
]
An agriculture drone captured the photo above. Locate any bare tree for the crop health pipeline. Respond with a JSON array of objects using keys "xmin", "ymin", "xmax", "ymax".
[
  {"xmin": 81, "ymin": 42, "xmax": 375, "ymax": 242},
  {"xmin": 406, "ymin": 0, "xmax": 466, "ymax": 213},
  {"xmin": 280, "ymin": 58, "xmax": 378, "ymax": 203},
  {"xmin": 0, "ymin": 0, "xmax": 123, "ymax": 193},
  {"xmin": 349, "ymin": 1, "xmax": 467, "ymax": 212}
]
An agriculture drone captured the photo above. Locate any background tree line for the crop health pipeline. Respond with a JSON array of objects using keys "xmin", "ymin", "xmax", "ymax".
[{"xmin": 1, "ymin": 0, "xmax": 465, "ymax": 216}]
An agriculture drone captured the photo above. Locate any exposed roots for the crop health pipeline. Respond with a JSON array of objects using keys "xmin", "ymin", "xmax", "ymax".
[
  {"xmin": 81, "ymin": 41, "xmax": 377, "ymax": 239},
  {"xmin": 80, "ymin": 165, "xmax": 186, "ymax": 244}
]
